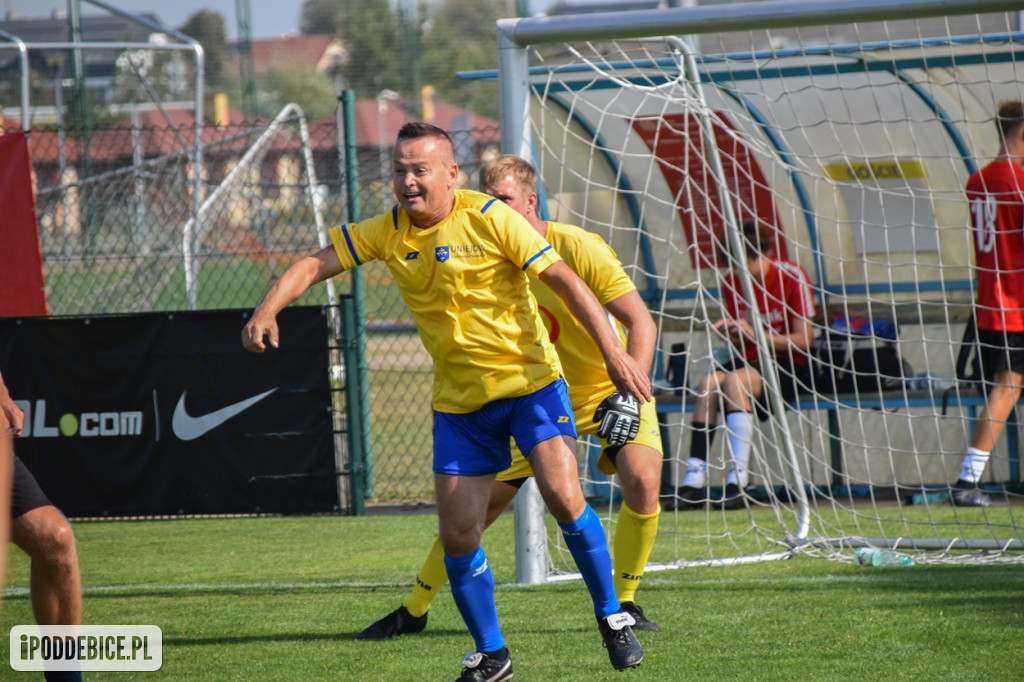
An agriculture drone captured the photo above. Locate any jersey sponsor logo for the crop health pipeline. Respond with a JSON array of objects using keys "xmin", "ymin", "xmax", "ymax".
[
  {"xmin": 448, "ymin": 243, "xmax": 486, "ymax": 258},
  {"xmin": 435, "ymin": 246, "xmax": 450, "ymax": 263},
  {"xmin": 171, "ymin": 389, "xmax": 277, "ymax": 441},
  {"xmin": 405, "ymin": 251, "xmax": 420, "ymax": 260}
]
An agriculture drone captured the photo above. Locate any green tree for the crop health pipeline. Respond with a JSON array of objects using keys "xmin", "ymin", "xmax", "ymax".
[
  {"xmin": 257, "ymin": 65, "xmax": 339, "ymax": 120},
  {"xmin": 177, "ymin": 10, "xmax": 232, "ymax": 91},
  {"xmin": 419, "ymin": 0, "xmax": 505, "ymax": 120},
  {"xmin": 336, "ymin": 0, "xmax": 402, "ymax": 97},
  {"xmin": 299, "ymin": 0, "xmax": 342, "ymax": 36}
]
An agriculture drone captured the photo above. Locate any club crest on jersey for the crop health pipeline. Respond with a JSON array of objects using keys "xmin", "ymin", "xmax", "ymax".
[{"xmin": 435, "ymin": 246, "xmax": 450, "ymax": 263}]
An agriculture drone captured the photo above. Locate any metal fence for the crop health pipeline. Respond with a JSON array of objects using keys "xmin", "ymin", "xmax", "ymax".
[{"xmin": 19, "ymin": 113, "xmax": 501, "ymax": 504}]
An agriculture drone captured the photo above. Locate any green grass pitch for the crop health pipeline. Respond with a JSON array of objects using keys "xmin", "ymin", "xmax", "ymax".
[{"xmin": 3, "ymin": 511, "xmax": 1022, "ymax": 680}]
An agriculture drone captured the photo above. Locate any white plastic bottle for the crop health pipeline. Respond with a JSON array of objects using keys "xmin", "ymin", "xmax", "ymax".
[{"xmin": 854, "ymin": 547, "xmax": 915, "ymax": 567}]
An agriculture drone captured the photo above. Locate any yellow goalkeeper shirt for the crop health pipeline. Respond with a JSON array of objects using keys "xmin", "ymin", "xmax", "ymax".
[
  {"xmin": 328, "ymin": 189, "xmax": 563, "ymax": 414},
  {"xmin": 532, "ymin": 221, "xmax": 635, "ymax": 407}
]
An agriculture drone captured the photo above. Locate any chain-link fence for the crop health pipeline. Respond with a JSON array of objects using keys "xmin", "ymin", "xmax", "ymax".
[{"xmin": 19, "ymin": 112, "xmax": 500, "ymax": 504}]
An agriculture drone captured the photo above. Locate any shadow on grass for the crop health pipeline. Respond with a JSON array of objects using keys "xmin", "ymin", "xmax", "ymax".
[{"xmin": 162, "ymin": 627, "xmax": 476, "ymax": 647}]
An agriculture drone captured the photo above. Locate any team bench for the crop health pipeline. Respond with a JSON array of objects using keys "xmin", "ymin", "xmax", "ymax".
[{"xmin": 653, "ymin": 386, "xmax": 1023, "ymax": 492}]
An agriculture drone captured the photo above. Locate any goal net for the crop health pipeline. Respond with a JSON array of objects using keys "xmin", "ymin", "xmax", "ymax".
[{"xmin": 494, "ymin": 0, "xmax": 1024, "ymax": 577}]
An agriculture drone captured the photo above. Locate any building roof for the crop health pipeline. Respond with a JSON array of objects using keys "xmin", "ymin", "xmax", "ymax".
[
  {"xmin": 351, "ymin": 97, "xmax": 498, "ymax": 147},
  {"xmin": 16, "ymin": 95, "xmax": 498, "ymax": 165}
]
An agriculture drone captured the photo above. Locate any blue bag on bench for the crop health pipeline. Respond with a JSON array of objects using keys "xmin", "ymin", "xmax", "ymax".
[{"xmin": 811, "ymin": 316, "xmax": 911, "ymax": 395}]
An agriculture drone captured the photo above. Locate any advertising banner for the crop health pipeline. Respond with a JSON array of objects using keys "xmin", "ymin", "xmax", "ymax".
[{"xmin": 0, "ymin": 307, "xmax": 337, "ymax": 516}]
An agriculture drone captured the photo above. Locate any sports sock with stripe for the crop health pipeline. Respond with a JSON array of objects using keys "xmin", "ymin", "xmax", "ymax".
[
  {"xmin": 558, "ymin": 503, "xmax": 619, "ymax": 618},
  {"xmin": 444, "ymin": 546, "xmax": 504, "ymax": 652},
  {"xmin": 613, "ymin": 500, "xmax": 659, "ymax": 604},
  {"xmin": 403, "ymin": 536, "xmax": 447, "ymax": 618}
]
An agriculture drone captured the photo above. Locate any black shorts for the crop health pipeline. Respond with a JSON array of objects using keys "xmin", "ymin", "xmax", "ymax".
[
  {"xmin": 720, "ymin": 355, "xmax": 813, "ymax": 421},
  {"xmin": 977, "ymin": 329, "xmax": 1024, "ymax": 383},
  {"xmin": 11, "ymin": 454, "xmax": 52, "ymax": 519}
]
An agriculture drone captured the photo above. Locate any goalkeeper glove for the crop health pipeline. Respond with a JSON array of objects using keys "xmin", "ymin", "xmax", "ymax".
[{"xmin": 593, "ymin": 391, "xmax": 641, "ymax": 447}]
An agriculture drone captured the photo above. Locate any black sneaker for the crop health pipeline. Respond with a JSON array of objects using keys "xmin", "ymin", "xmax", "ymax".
[
  {"xmin": 598, "ymin": 612, "xmax": 643, "ymax": 670},
  {"xmin": 951, "ymin": 480, "xmax": 993, "ymax": 508},
  {"xmin": 680, "ymin": 485, "xmax": 708, "ymax": 509},
  {"xmin": 719, "ymin": 483, "xmax": 746, "ymax": 510},
  {"xmin": 455, "ymin": 648, "xmax": 513, "ymax": 682},
  {"xmin": 619, "ymin": 601, "xmax": 662, "ymax": 632},
  {"xmin": 356, "ymin": 605, "xmax": 428, "ymax": 640},
  {"xmin": 661, "ymin": 486, "xmax": 706, "ymax": 511}
]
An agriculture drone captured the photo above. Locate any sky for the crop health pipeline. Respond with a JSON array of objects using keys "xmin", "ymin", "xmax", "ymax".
[
  {"xmin": 0, "ymin": 0, "xmax": 557, "ymax": 40},
  {"xmin": 1, "ymin": 0, "xmax": 300, "ymax": 39}
]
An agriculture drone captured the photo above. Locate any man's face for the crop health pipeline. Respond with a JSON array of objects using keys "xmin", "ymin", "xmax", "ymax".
[
  {"xmin": 393, "ymin": 136, "xmax": 457, "ymax": 228},
  {"xmin": 483, "ymin": 174, "xmax": 537, "ymax": 228}
]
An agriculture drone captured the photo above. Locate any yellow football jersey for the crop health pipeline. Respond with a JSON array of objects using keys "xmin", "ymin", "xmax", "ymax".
[
  {"xmin": 329, "ymin": 189, "xmax": 563, "ymax": 413},
  {"xmin": 532, "ymin": 222, "xmax": 636, "ymax": 407}
]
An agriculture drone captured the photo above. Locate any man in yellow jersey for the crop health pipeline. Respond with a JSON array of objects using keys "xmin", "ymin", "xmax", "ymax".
[
  {"xmin": 242, "ymin": 124, "xmax": 651, "ymax": 681},
  {"xmin": 358, "ymin": 154, "xmax": 665, "ymax": 645}
]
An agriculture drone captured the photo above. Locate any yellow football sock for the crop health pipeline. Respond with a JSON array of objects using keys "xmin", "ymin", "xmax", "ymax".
[
  {"xmin": 402, "ymin": 537, "xmax": 448, "ymax": 618},
  {"xmin": 613, "ymin": 501, "xmax": 660, "ymax": 604}
]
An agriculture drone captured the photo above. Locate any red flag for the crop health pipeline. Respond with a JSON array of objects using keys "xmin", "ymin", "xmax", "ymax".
[{"xmin": 0, "ymin": 131, "xmax": 48, "ymax": 316}]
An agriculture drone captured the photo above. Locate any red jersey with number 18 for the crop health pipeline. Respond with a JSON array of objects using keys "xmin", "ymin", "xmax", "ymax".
[{"xmin": 966, "ymin": 159, "xmax": 1024, "ymax": 332}]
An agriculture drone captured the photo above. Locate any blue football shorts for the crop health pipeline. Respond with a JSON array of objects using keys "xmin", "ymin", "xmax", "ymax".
[{"xmin": 433, "ymin": 378, "xmax": 577, "ymax": 476}]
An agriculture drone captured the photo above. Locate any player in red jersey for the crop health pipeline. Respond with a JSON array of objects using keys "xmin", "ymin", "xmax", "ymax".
[
  {"xmin": 670, "ymin": 220, "xmax": 816, "ymax": 510},
  {"xmin": 952, "ymin": 101, "xmax": 1024, "ymax": 507}
]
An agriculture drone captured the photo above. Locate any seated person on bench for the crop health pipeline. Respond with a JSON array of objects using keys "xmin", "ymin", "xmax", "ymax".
[{"xmin": 671, "ymin": 220, "xmax": 815, "ymax": 510}]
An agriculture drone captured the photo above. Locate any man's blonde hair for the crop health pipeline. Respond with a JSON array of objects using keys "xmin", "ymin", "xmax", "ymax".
[{"xmin": 479, "ymin": 154, "xmax": 537, "ymax": 192}]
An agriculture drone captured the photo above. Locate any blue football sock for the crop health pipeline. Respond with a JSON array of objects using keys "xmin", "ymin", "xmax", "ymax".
[
  {"xmin": 558, "ymin": 503, "xmax": 620, "ymax": 618},
  {"xmin": 444, "ymin": 546, "xmax": 504, "ymax": 652}
]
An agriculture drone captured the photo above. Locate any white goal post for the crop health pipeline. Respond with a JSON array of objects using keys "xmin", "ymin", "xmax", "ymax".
[{"xmin": 494, "ymin": 0, "xmax": 1024, "ymax": 583}]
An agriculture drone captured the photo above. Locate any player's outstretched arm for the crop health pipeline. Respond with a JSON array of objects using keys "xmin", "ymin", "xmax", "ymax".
[
  {"xmin": 539, "ymin": 261, "xmax": 651, "ymax": 402},
  {"xmin": 243, "ymin": 246, "xmax": 343, "ymax": 353}
]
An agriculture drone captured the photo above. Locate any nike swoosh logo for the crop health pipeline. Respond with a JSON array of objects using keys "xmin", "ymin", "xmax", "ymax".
[{"xmin": 172, "ymin": 389, "xmax": 277, "ymax": 441}]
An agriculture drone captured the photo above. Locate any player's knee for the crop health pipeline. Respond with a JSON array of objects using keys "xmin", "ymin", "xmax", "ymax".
[
  {"xmin": 50, "ymin": 521, "xmax": 78, "ymax": 557},
  {"xmin": 698, "ymin": 372, "xmax": 719, "ymax": 393},
  {"xmin": 438, "ymin": 524, "xmax": 483, "ymax": 557},
  {"xmin": 29, "ymin": 514, "xmax": 78, "ymax": 565},
  {"xmin": 630, "ymin": 466, "xmax": 662, "ymax": 497}
]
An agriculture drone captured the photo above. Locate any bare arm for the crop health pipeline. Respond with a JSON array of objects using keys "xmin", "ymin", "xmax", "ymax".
[
  {"xmin": 242, "ymin": 245, "xmax": 344, "ymax": 352},
  {"xmin": 0, "ymin": 369, "xmax": 23, "ymax": 436},
  {"xmin": 539, "ymin": 261, "xmax": 652, "ymax": 402},
  {"xmin": 714, "ymin": 315, "xmax": 814, "ymax": 354},
  {"xmin": 604, "ymin": 289, "xmax": 657, "ymax": 374}
]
